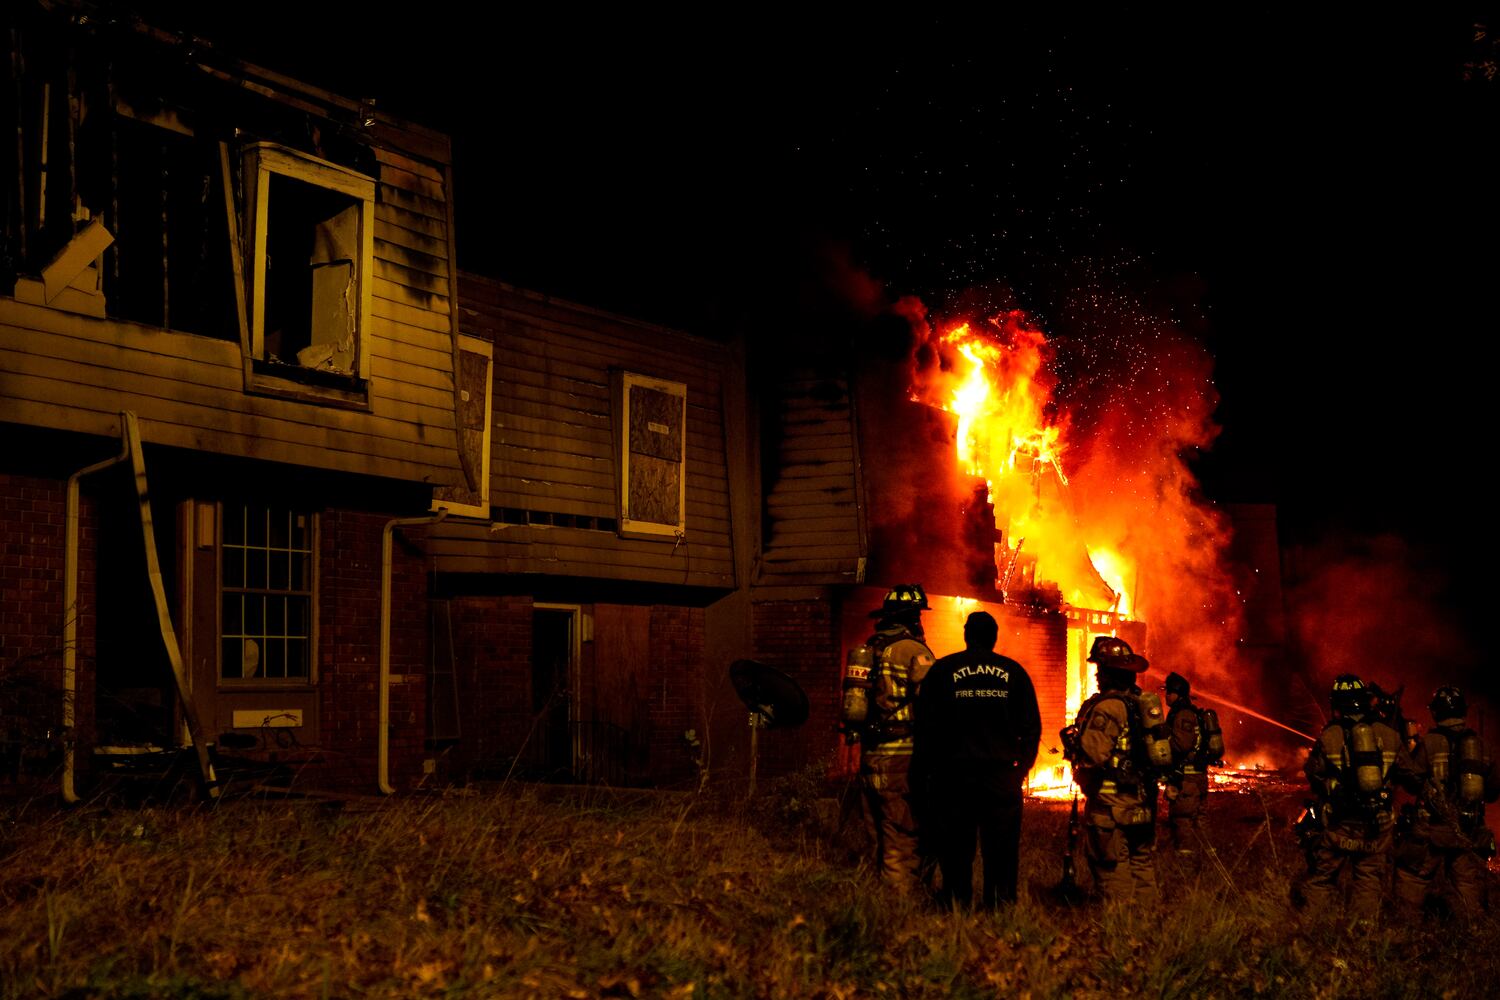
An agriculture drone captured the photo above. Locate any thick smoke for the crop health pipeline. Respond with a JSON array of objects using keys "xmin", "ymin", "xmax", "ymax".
[{"xmin": 1285, "ymin": 533, "xmax": 1483, "ymax": 733}]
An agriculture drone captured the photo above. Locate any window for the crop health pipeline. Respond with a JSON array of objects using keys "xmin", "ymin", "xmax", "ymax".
[
  {"xmin": 242, "ymin": 143, "xmax": 375, "ymax": 402},
  {"xmin": 613, "ymin": 371, "xmax": 687, "ymax": 540},
  {"xmin": 220, "ymin": 503, "xmax": 315, "ymax": 682},
  {"xmin": 432, "ymin": 335, "xmax": 494, "ymax": 518},
  {"xmin": 101, "ymin": 112, "xmax": 239, "ymax": 338}
]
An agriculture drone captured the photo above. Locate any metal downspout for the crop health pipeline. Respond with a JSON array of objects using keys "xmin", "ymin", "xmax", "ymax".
[
  {"xmin": 62, "ymin": 420, "xmax": 133, "ymax": 803},
  {"xmin": 379, "ymin": 509, "xmax": 447, "ymax": 794}
]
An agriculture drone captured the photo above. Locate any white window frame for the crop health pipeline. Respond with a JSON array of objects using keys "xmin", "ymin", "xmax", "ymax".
[
  {"xmin": 432, "ymin": 334, "xmax": 494, "ymax": 518},
  {"xmin": 614, "ymin": 370, "xmax": 688, "ymax": 541},
  {"xmin": 216, "ymin": 501, "xmax": 320, "ymax": 689},
  {"xmin": 241, "ymin": 142, "xmax": 376, "ymax": 402}
]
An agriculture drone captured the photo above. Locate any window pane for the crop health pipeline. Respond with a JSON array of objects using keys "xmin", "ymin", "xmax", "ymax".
[
  {"xmin": 269, "ymin": 551, "xmax": 290, "ymax": 592},
  {"xmin": 292, "ymin": 513, "xmax": 309, "ymax": 551},
  {"xmin": 287, "ymin": 638, "xmax": 307, "ymax": 678},
  {"xmin": 288, "ymin": 597, "xmax": 306, "ymax": 638},
  {"xmin": 222, "ymin": 594, "xmax": 242, "ymax": 636},
  {"xmin": 291, "ymin": 551, "xmax": 307, "ymax": 590},
  {"xmin": 265, "ymin": 638, "xmax": 285, "ymax": 679},
  {"xmin": 223, "ymin": 547, "xmax": 244, "ymax": 589},
  {"xmin": 247, "ymin": 550, "xmax": 266, "ymax": 590},
  {"xmin": 221, "ymin": 638, "xmax": 242, "ymax": 679},
  {"xmin": 269, "ymin": 509, "xmax": 290, "ymax": 549},
  {"xmin": 268, "ymin": 595, "xmax": 285, "ymax": 636},
  {"xmin": 247, "ymin": 505, "xmax": 267, "ymax": 548},
  {"xmin": 223, "ymin": 506, "xmax": 244, "ymax": 545},
  {"xmin": 246, "ymin": 595, "xmax": 264, "ymax": 636}
]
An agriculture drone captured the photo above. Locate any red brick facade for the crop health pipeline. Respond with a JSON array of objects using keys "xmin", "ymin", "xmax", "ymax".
[
  {"xmin": 0, "ymin": 473, "xmax": 96, "ymax": 761},
  {"xmin": 316, "ymin": 510, "xmax": 432, "ymax": 791},
  {"xmin": 646, "ymin": 605, "xmax": 706, "ymax": 787},
  {"xmin": 750, "ymin": 599, "xmax": 841, "ymax": 780}
]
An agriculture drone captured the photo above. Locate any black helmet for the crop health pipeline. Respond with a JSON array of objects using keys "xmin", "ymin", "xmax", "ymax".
[
  {"xmin": 1165, "ymin": 671, "xmax": 1190, "ymax": 697},
  {"xmin": 1430, "ymin": 685, "xmax": 1467, "ymax": 722},
  {"xmin": 868, "ymin": 583, "xmax": 929, "ymax": 619},
  {"xmin": 1330, "ymin": 674, "xmax": 1370, "ymax": 716},
  {"xmin": 1087, "ymin": 635, "xmax": 1148, "ymax": 673}
]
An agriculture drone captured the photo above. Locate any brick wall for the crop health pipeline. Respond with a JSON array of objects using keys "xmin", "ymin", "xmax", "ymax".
[
  {"xmin": 750, "ymin": 598, "xmax": 841, "ymax": 781},
  {"xmin": 646, "ymin": 605, "xmax": 705, "ymax": 788},
  {"xmin": 317, "ymin": 510, "xmax": 430, "ymax": 791},
  {"xmin": 0, "ymin": 473, "xmax": 94, "ymax": 762}
]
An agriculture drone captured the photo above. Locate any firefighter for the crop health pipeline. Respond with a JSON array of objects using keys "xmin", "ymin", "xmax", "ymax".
[
  {"xmin": 1393, "ymin": 686, "xmax": 1500, "ymax": 919},
  {"xmin": 852, "ymin": 584, "xmax": 936, "ymax": 892},
  {"xmin": 1062, "ymin": 636, "xmax": 1164, "ymax": 904},
  {"xmin": 916, "ymin": 610, "xmax": 1041, "ymax": 908},
  {"xmin": 1162, "ymin": 671, "xmax": 1222, "ymax": 855},
  {"xmin": 1296, "ymin": 674, "xmax": 1421, "ymax": 922}
]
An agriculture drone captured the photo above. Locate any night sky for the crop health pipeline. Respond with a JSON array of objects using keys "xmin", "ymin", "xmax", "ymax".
[{"xmin": 124, "ymin": 6, "xmax": 1499, "ymax": 657}]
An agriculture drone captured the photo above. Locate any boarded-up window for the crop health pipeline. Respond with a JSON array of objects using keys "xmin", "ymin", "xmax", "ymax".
[
  {"xmin": 433, "ymin": 335, "xmax": 494, "ymax": 518},
  {"xmin": 614, "ymin": 372, "xmax": 687, "ymax": 540}
]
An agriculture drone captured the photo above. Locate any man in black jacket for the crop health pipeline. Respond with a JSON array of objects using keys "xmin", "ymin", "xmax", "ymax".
[{"xmin": 916, "ymin": 610, "xmax": 1041, "ymax": 907}]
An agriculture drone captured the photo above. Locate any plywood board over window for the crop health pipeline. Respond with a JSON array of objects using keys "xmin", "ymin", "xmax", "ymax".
[
  {"xmin": 432, "ymin": 335, "xmax": 494, "ymax": 518},
  {"xmin": 613, "ymin": 371, "xmax": 687, "ymax": 541}
]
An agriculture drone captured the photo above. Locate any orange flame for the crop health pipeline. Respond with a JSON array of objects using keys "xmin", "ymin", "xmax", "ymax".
[{"xmin": 914, "ymin": 314, "xmax": 1130, "ymax": 615}]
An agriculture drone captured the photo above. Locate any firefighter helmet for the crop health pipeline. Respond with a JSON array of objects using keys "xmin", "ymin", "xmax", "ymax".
[
  {"xmin": 1330, "ymin": 674, "xmax": 1370, "ymax": 716},
  {"xmin": 1430, "ymin": 685, "xmax": 1467, "ymax": 722},
  {"xmin": 868, "ymin": 583, "xmax": 930, "ymax": 619},
  {"xmin": 1165, "ymin": 671, "xmax": 1190, "ymax": 697},
  {"xmin": 1087, "ymin": 635, "xmax": 1148, "ymax": 673}
]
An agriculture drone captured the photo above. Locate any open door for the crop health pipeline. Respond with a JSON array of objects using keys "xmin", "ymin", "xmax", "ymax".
[{"xmin": 527, "ymin": 605, "xmax": 579, "ymax": 781}]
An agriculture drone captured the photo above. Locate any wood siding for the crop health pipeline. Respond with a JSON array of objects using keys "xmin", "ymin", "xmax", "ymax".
[
  {"xmin": 757, "ymin": 374, "xmax": 865, "ymax": 585},
  {"xmin": 0, "ymin": 148, "xmax": 461, "ymax": 487},
  {"xmin": 428, "ymin": 276, "xmax": 736, "ymax": 589}
]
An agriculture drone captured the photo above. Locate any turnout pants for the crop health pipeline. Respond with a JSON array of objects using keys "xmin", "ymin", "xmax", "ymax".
[
  {"xmin": 1085, "ymin": 808, "xmax": 1158, "ymax": 905},
  {"xmin": 1167, "ymin": 773, "xmax": 1209, "ymax": 852},
  {"xmin": 861, "ymin": 751, "xmax": 920, "ymax": 891},
  {"xmin": 1395, "ymin": 843, "xmax": 1489, "ymax": 918},
  {"xmin": 934, "ymin": 764, "xmax": 1025, "ymax": 908},
  {"xmin": 1299, "ymin": 823, "xmax": 1392, "ymax": 922}
]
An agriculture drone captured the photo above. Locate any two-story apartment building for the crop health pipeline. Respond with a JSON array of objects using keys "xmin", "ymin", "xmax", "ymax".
[{"xmin": 1, "ymin": 1, "xmax": 469, "ymax": 795}]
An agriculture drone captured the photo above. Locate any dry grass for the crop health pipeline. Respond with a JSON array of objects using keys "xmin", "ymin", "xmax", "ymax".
[{"xmin": 0, "ymin": 776, "xmax": 1496, "ymax": 999}]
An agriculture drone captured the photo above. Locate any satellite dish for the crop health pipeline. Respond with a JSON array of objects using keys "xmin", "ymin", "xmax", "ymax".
[
  {"xmin": 729, "ymin": 659, "xmax": 808, "ymax": 796},
  {"xmin": 730, "ymin": 659, "xmax": 809, "ymax": 729}
]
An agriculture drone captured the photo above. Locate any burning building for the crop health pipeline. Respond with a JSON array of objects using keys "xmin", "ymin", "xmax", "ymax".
[
  {"xmin": 0, "ymin": 3, "xmax": 1283, "ymax": 801},
  {"xmin": 742, "ymin": 293, "xmax": 1268, "ymax": 790}
]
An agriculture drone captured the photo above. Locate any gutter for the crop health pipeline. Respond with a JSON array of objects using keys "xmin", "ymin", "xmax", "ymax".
[
  {"xmin": 62, "ymin": 423, "xmax": 132, "ymax": 803},
  {"xmin": 378, "ymin": 509, "xmax": 447, "ymax": 794},
  {"xmin": 62, "ymin": 411, "xmax": 220, "ymax": 801}
]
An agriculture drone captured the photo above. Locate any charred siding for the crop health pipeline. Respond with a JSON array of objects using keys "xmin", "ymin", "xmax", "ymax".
[
  {"xmin": 0, "ymin": 18, "xmax": 462, "ymax": 489},
  {"xmin": 757, "ymin": 375, "xmax": 865, "ymax": 585}
]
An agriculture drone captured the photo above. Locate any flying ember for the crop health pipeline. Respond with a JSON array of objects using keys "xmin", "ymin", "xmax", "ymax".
[{"xmin": 901, "ymin": 299, "xmax": 1260, "ymax": 791}]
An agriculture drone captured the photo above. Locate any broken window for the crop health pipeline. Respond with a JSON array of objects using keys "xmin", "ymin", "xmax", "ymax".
[
  {"xmin": 220, "ymin": 503, "xmax": 315, "ymax": 682},
  {"xmin": 101, "ymin": 114, "xmax": 238, "ymax": 338},
  {"xmin": 242, "ymin": 143, "xmax": 374, "ymax": 398}
]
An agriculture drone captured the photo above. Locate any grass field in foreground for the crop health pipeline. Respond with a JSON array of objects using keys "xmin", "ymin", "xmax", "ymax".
[{"xmin": 1, "ymin": 776, "xmax": 1496, "ymax": 999}]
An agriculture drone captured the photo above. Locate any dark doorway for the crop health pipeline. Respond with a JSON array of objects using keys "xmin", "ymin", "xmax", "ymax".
[
  {"xmin": 528, "ymin": 607, "xmax": 575, "ymax": 780},
  {"xmin": 92, "ymin": 469, "xmax": 176, "ymax": 746}
]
